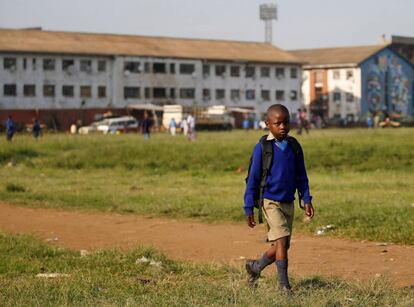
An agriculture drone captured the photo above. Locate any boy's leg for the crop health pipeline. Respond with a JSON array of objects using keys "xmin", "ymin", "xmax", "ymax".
[{"xmin": 275, "ymin": 236, "xmax": 291, "ymax": 290}]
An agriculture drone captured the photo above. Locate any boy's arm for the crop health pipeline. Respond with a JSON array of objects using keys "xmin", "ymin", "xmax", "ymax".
[
  {"xmin": 296, "ymin": 146, "xmax": 314, "ymax": 216},
  {"xmin": 244, "ymin": 143, "xmax": 262, "ymax": 221}
]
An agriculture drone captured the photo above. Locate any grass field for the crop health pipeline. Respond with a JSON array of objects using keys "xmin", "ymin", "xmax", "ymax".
[
  {"xmin": 1, "ymin": 232, "xmax": 413, "ymax": 306},
  {"xmin": 1, "ymin": 128, "xmax": 414, "ymax": 244}
]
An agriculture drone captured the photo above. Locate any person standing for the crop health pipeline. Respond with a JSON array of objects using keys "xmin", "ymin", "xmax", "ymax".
[
  {"xmin": 141, "ymin": 111, "xmax": 153, "ymax": 140},
  {"xmin": 169, "ymin": 118, "xmax": 177, "ymax": 136},
  {"xmin": 32, "ymin": 119, "xmax": 41, "ymax": 139},
  {"xmin": 187, "ymin": 114, "xmax": 196, "ymax": 141},
  {"xmin": 6, "ymin": 115, "xmax": 15, "ymax": 142}
]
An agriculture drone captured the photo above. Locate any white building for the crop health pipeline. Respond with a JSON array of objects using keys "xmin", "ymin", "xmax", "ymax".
[
  {"xmin": 0, "ymin": 29, "xmax": 303, "ymax": 129},
  {"xmin": 291, "ymin": 45, "xmax": 413, "ymax": 125}
]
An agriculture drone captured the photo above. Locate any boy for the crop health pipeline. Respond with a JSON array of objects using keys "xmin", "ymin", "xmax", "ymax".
[{"xmin": 244, "ymin": 104, "xmax": 314, "ymax": 292}]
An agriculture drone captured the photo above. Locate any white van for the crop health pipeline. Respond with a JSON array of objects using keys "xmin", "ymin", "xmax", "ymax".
[{"xmin": 97, "ymin": 116, "xmax": 139, "ymax": 134}]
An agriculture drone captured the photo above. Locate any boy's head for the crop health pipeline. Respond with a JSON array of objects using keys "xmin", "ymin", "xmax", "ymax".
[{"xmin": 266, "ymin": 104, "xmax": 290, "ymax": 141}]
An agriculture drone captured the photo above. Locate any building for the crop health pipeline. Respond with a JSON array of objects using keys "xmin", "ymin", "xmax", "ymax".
[
  {"xmin": 291, "ymin": 45, "xmax": 413, "ymax": 124},
  {"xmin": 0, "ymin": 28, "xmax": 303, "ymax": 130}
]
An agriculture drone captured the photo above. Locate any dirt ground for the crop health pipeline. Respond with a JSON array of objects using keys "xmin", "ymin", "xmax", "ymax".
[{"xmin": 1, "ymin": 203, "xmax": 413, "ymax": 287}]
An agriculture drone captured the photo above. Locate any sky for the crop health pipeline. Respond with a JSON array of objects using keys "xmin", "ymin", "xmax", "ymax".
[{"xmin": 0, "ymin": 0, "xmax": 413, "ymax": 50}]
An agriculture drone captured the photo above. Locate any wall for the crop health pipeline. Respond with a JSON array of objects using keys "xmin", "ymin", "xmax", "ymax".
[{"xmin": 360, "ymin": 48, "xmax": 413, "ymax": 118}]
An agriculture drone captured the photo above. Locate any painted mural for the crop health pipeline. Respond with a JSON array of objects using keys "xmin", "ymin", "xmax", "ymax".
[{"xmin": 364, "ymin": 50, "xmax": 411, "ymax": 116}]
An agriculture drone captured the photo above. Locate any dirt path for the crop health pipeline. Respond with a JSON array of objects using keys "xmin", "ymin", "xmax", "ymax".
[{"xmin": 1, "ymin": 203, "xmax": 413, "ymax": 287}]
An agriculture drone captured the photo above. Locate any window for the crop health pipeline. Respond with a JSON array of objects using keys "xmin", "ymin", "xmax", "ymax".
[
  {"xmin": 180, "ymin": 63, "xmax": 195, "ymax": 75},
  {"xmin": 290, "ymin": 68, "xmax": 298, "ymax": 79},
  {"xmin": 98, "ymin": 60, "xmax": 106, "ymax": 72},
  {"xmin": 43, "ymin": 59, "xmax": 55, "ymax": 71},
  {"xmin": 153, "ymin": 87, "xmax": 167, "ymax": 98},
  {"xmin": 124, "ymin": 61, "xmax": 140, "ymax": 73},
  {"xmin": 260, "ymin": 67, "xmax": 270, "ymax": 78},
  {"xmin": 333, "ymin": 92, "xmax": 341, "ymax": 102},
  {"xmin": 246, "ymin": 89, "xmax": 255, "ymax": 100},
  {"xmin": 144, "ymin": 62, "xmax": 151, "ymax": 73},
  {"xmin": 276, "ymin": 90, "xmax": 285, "ymax": 101},
  {"xmin": 4, "ymin": 58, "xmax": 16, "ymax": 70},
  {"xmin": 145, "ymin": 87, "xmax": 151, "ymax": 99},
  {"xmin": 170, "ymin": 63, "xmax": 175, "ymax": 74},
  {"xmin": 215, "ymin": 65, "xmax": 226, "ymax": 76},
  {"xmin": 153, "ymin": 63, "xmax": 166, "ymax": 74},
  {"xmin": 290, "ymin": 90, "xmax": 298, "ymax": 101},
  {"xmin": 216, "ymin": 89, "xmax": 225, "ymax": 100},
  {"xmin": 32, "ymin": 59, "xmax": 37, "ymax": 70},
  {"xmin": 231, "ymin": 89, "xmax": 240, "ymax": 101},
  {"xmin": 261, "ymin": 90, "xmax": 270, "ymax": 101},
  {"xmin": 333, "ymin": 70, "xmax": 340, "ymax": 80},
  {"xmin": 245, "ymin": 66, "xmax": 255, "ymax": 78},
  {"xmin": 62, "ymin": 85, "xmax": 74, "ymax": 97},
  {"xmin": 170, "ymin": 88, "xmax": 176, "ymax": 99},
  {"xmin": 346, "ymin": 92, "xmax": 354, "ymax": 102},
  {"xmin": 315, "ymin": 70, "xmax": 323, "ymax": 83},
  {"xmin": 62, "ymin": 59, "xmax": 74, "ymax": 72},
  {"xmin": 230, "ymin": 66, "xmax": 240, "ymax": 77},
  {"xmin": 24, "ymin": 84, "xmax": 36, "ymax": 97},
  {"xmin": 203, "ymin": 89, "xmax": 211, "ymax": 100},
  {"xmin": 4, "ymin": 84, "xmax": 17, "ymax": 96},
  {"xmin": 43, "ymin": 85, "xmax": 55, "ymax": 97},
  {"xmin": 23, "ymin": 58, "xmax": 27, "ymax": 70},
  {"xmin": 80, "ymin": 86, "xmax": 92, "ymax": 98},
  {"xmin": 98, "ymin": 86, "xmax": 106, "ymax": 98},
  {"xmin": 124, "ymin": 87, "xmax": 140, "ymax": 99},
  {"xmin": 179, "ymin": 88, "xmax": 195, "ymax": 99},
  {"xmin": 203, "ymin": 64, "xmax": 210, "ymax": 77},
  {"xmin": 346, "ymin": 70, "xmax": 354, "ymax": 80},
  {"xmin": 275, "ymin": 67, "xmax": 285, "ymax": 79}
]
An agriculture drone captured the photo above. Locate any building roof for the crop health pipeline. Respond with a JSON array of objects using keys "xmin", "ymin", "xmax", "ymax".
[
  {"xmin": 0, "ymin": 28, "xmax": 301, "ymax": 64},
  {"xmin": 290, "ymin": 45, "xmax": 388, "ymax": 68}
]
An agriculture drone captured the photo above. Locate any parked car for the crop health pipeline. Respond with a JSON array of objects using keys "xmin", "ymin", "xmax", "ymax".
[{"xmin": 79, "ymin": 116, "xmax": 139, "ymax": 134}]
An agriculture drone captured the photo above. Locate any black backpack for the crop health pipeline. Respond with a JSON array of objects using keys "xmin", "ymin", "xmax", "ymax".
[{"xmin": 245, "ymin": 135, "xmax": 304, "ymax": 224}]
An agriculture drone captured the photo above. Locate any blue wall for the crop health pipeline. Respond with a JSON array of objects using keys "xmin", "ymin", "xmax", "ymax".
[{"xmin": 361, "ymin": 48, "xmax": 413, "ymax": 118}]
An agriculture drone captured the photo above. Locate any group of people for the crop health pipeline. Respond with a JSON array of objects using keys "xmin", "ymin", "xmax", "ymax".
[
  {"xmin": 168, "ymin": 114, "xmax": 196, "ymax": 141},
  {"xmin": 4, "ymin": 116, "xmax": 41, "ymax": 142}
]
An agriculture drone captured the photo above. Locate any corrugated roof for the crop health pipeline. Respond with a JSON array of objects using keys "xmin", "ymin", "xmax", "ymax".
[
  {"xmin": 0, "ymin": 28, "xmax": 301, "ymax": 64},
  {"xmin": 290, "ymin": 45, "xmax": 388, "ymax": 67}
]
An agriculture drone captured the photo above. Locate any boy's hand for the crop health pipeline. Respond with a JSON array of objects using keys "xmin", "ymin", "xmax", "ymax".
[
  {"xmin": 246, "ymin": 215, "xmax": 256, "ymax": 228},
  {"xmin": 304, "ymin": 203, "xmax": 314, "ymax": 219}
]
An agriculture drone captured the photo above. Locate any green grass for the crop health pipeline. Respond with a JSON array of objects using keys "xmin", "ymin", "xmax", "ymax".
[
  {"xmin": 1, "ymin": 232, "xmax": 413, "ymax": 306},
  {"xmin": 1, "ymin": 129, "xmax": 414, "ymax": 244}
]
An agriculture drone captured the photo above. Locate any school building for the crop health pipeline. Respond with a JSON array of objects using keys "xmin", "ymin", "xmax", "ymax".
[
  {"xmin": 0, "ymin": 28, "xmax": 303, "ymax": 130},
  {"xmin": 291, "ymin": 44, "xmax": 413, "ymax": 124}
]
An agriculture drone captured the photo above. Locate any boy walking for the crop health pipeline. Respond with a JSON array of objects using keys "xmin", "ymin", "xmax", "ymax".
[{"xmin": 244, "ymin": 104, "xmax": 314, "ymax": 292}]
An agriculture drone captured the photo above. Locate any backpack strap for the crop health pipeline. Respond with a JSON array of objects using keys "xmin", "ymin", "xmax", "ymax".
[
  {"xmin": 257, "ymin": 135, "xmax": 273, "ymax": 223},
  {"xmin": 286, "ymin": 136, "xmax": 305, "ymax": 209}
]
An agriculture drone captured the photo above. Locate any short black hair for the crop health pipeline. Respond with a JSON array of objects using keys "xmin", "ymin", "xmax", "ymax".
[{"xmin": 267, "ymin": 104, "xmax": 289, "ymax": 118}]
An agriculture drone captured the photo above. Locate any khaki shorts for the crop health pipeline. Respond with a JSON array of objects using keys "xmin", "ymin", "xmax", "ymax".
[{"xmin": 262, "ymin": 198, "xmax": 294, "ymax": 246}]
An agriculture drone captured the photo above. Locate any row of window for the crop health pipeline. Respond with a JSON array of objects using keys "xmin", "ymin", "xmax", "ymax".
[
  {"xmin": 202, "ymin": 89, "xmax": 297, "ymax": 101},
  {"xmin": 124, "ymin": 61, "xmax": 299, "ymax": 79},
  {"xmin": 123, "ymin": 87, "xmax": 298, "ymax": 101},
  {"xmin": 2, "ymin": 84, "xmax": 106, "ymax": 98},
  {"xmin": 2, "ymin": 58, "xmax": 107, "ymax": 73},
  {"xmin": 333, "ymin": 92, "xmax": 355, "ymax": 103},
  {"xmin": 1, "ymin": 83, "xmax": 299, "ymax": 102}
]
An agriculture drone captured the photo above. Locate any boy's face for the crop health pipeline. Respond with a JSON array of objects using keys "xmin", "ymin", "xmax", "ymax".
[{"xmin": 266, "ymin": 110, "xmax": 290, "ymax": 141}]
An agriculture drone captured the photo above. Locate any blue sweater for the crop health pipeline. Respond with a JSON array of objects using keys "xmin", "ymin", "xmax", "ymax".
[{"xmin": 243, "ymin": 139, "xmax": 312, "ymax": 216}]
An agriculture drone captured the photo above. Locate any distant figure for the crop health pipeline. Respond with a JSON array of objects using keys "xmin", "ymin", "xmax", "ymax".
[
  {"xmin": 6, "ymin": 115, "xmax": 15, "ymax": 141},
  {"xmin": 187, "ymin": 114, "xmax": 196, "ymax": 141},
  {"xmin": 169, "ymin": 118, "xmax": 177, "ymax": 136},
  {"xmin": 296, "ymin": 108, "xmax": 309, "ymax": 135},
  {"xmin": 366, "ymin": 113, "xmax": 374, "ymax": 129},
  {"xmin": 243, "ymin": 118, "xmax": 250, "ymax": 131},
  {"xmin": 373, "ymin": 112, "xmax": 380, "ymax": 128},
  {"xmin": 181, "ymin": 117, "xmax": 188, "ymax": 136},
  {"xmin": 141, "ymin": 111, "xmax": 153, "ymax": 140},
  {"xmin": 32, "ymin": 119, "xmax": 41, "ymax": 139},
  {"xmin": 70, "ymin": 123, "xmax": 77, "ymax": 134}
]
